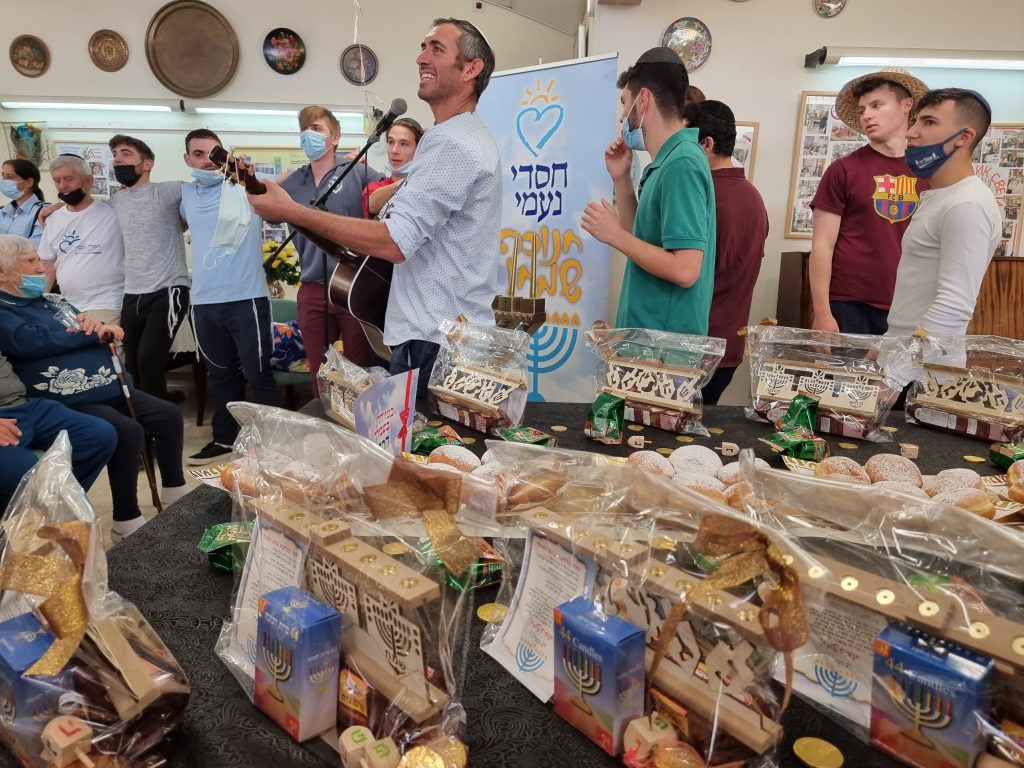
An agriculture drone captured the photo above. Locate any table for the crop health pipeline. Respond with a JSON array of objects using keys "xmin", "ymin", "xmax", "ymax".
[{"xmin": 3, "ymin": 403, "xmax": 1005, "ymax": 768}]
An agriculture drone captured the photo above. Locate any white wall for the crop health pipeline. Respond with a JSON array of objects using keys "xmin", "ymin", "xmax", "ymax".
[{"xmin": 593, "ymin": 0, "xmax": 1024, "ymax": 403}]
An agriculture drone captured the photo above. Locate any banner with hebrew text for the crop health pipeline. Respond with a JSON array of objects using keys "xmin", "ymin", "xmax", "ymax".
[{"xmin": 479, "ymin": 55, "xmax": 617, "ymax": 402}]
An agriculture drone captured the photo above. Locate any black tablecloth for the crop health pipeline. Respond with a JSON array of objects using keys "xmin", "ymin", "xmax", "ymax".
[{"xmin": 3, "ymin": 403, "xmax": 1001, "ymax": 768}]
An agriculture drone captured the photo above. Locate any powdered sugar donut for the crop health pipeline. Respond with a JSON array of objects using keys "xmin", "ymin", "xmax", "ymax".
[
  {"xmin": 471, "ymin": 463, "xmax": 505, "ymax": 481},
  {"xmin": 479, "ymin": 449, "xmax": 496, "ymax": 465},
  {"xmin": 932, "ymin": 487, "xmax": 995, "ymax": 519},
  {"xmin": 724, "ymin": 481, "xmax": 752, "ymax": 510},
  {"xmin": 871, "ymin": 481, "xmax": 929, "ymax": 499},
  {"xmin": 628, "ymin": 450, "xmax": 674, "ymax": 477},
  {"xmin": 865, "ymin": 454, "xmax": 922, "ymax": 486},
  {"xmin": 717, "ymin": 458, "xmax": 770, "ymax": 486},
  {"xmin": 928, "ymin": 468, "xmax": 983, "ymax": 497},
  {"xmin": 668, "ymin": 445, "xmax": 722, "ymax": 477},
  {"xmin": 815, "ymin": 456, "xmax": 870, "ymax": 484},
  {"xmin": 428, "ymin": 444, "xmax": 481, "ymax": 472},
  {"xmin": 1007, "ymin": 459, "xmax": 1024, "ymax": 485},
  {"xmin": 672, "ymin": 472, "xmax": 727, "ymax": 492}
]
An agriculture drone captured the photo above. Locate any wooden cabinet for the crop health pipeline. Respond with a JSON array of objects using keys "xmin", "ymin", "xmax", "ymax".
[{"xmin": 775, "ymin": 251, "xmax": 1023, "ymax": 337}]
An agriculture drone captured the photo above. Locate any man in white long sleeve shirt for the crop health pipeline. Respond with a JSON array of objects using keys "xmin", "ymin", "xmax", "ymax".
[{"xmin": 886, "ymin": 88, "xmax": 999, "ymax": 338}]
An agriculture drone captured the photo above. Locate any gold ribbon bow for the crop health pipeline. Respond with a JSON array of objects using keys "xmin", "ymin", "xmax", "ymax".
[
  {"xmin": 0, "ymin": 521, "xmax": 90, "ymax": 676},
  {"xmin": 648, "ymin": 514, "xmax": 808, "ymax": 717}
]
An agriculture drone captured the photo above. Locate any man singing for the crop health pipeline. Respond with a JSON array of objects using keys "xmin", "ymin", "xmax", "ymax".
[{"xmin": 246, "ymin": 18, "xmax": 501, "ymax": 398}]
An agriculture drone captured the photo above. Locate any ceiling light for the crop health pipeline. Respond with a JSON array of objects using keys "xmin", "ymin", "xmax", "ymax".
[
  {"xmin": 805, "ymin": 46, "xmax": 1024, "ymax": 70},
  {"xmin": 1, "ymin": 101, "xmax": 173, "ymax": 111}
]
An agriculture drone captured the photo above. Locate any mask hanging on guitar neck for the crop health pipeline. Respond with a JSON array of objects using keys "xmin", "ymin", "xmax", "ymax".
[{"xmin": 207, "ymin": 181, "xmax": 252, "ymax": 265}]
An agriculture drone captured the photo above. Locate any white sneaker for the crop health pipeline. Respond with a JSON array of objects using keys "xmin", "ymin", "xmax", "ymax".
[{"xmin": 111, "ymin": 515, "xmax": 147, "ymax": 544}]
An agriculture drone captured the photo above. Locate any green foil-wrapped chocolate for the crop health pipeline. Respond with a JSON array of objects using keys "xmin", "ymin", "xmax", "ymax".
[
  {"xmin": 496, "ymin": 425, "xmax": 557, "ymax": 446},
  {"xmin": 412, "ymin": 425, "xmax": 464, "ymax": 456},
  {"xmin": 773, "ymin": 393, "xmax": 819, "ymax": 433},
  {"xmin": 198, "ymin": 521, "xmax": 253, "ymax": 572},
  {"xmin": 760, "ymin": 394, "xmax": 830, "ymax": 461},
  {"xmin": 417, "ymin": 537, "xmax": 504, "ymax": 592},
  {"xmin": 584, "ymin": 392, "xmax": 625, "ymax": 445},
  {"xmin": 990, "ymin": 442, "xmax": 1024, "ymax": 470}
]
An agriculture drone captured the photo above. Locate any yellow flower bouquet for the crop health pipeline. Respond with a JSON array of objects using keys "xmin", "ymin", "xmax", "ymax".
[{"xmin": 262, "ymin": 241, "xmax": 302, "ymax": 287}]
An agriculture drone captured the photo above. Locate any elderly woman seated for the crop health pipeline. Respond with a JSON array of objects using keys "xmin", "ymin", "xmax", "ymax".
[{"xmin": 0, "ymin": 235, "xmax": 188, "ymax": 541}]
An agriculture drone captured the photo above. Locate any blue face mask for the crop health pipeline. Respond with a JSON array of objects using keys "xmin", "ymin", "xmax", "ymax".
[
  {"xmin": 905, "ymin": 128, "xmax": 967, "ymax": 178},
  {"xmin": 20, "ymin": 274, "xmax": 46, "ymax": 298},
  {"xmin": 191, "ymin": 167, "xmax": 224, "ymax": 187},
  {"xmin": 621, "ymin": 94, "xmax": 646, "ymax": 152},
  {"xmin": 1, "ymin": 179, "xmax": 23, "ymax": 200},
  {"xmin": 384, "ymin": 158, "xmax": 415, "ymax": 178},
  {"xmin": 300, "ymin": 129, "xmax": 330, "ymax": 161}
]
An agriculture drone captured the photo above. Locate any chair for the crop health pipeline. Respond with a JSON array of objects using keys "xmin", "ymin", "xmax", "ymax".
[{"xmin": 270, "ymin": 298, "xmax": 311, "ymax": 410}]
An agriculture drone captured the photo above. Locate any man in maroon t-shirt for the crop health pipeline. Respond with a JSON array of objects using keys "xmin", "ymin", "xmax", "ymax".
[
  {"xmin": 809, "ymin": 67, "xmax": 928, "ymax": 335},
  {"xmin": 684, "ymin": 99, "xmax": 769, "ymax": 405}
]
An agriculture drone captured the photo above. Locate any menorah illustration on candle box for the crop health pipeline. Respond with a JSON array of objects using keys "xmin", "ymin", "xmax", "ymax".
[
  {"xmin": 874, "ymin": 670, "xmax": 952, "ymax": 748},
  {"xmin": 561, "ymin": 638, "xmax": 602, "ymax": 715},
  {"xmin": 262, "ymin": 634, "xmax": 292, "ymax": 703}
]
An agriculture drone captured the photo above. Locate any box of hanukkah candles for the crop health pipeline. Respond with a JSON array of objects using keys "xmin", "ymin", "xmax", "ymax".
[
  {"xmin": 871, "ymin": 623, "xmax": 994, "ymax": 768},
  {"xmin": 255, "ymin": 586, "xmax": 342, "ymax": 741},
  {"xmin": 553, "ymin": 596, "xmax": 647, "ymax": 756}
]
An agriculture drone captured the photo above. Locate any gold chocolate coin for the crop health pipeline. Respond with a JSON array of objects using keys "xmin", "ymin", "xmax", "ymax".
[
  {"xmin": 550, "ymin": 425, "xmax": 568, "ymax": 432},
  {"xmin": 656, "ymin": 447, "xmax": 674, "ymax": 456},
  {"xmin": 476, "ymin": 602, "xmax": 508, "ymax": 623},
  {"xmin": 837, "ymin": 442, "xmax": 858, "ymax": 450},
  {"xmin": 652, "ymin": 536, "xmax": 677, "ymax": 550},
  {"xmin": 461, "ymin": 436, "xmax": 477, "ymax": 445},
  {"xmin": 427, "ymin": 420, "xmax": 442, "ymax": 427},
  {"xmin": 383, "ymin": 542, "xmax": 411, "ymax": 556},
  {"xmin": 652, "ymin": 744, "xmax": 704, "ymax": 768},
  {"xmin": 399, "ymin": 746, "xmax": 445, "ymax": 768},
  {"xmin": 963, "ymin": 455, "xmax": 986, "ymax": 463},
  {"xmin": 627, "ymin": 424, "xmax": 644, "ymax": 432},
  {"xmin": 708, "ymin": 427, "xmax": 725, "ymax": 435},
  {"xmin": 793, "ymin": 736, "xmax": 844, "ymax": 768},
  {"xmin": 426, "ymin": 737, "xmax": 468, "ymax": 768},
  {"xmin": 880, "ymin": 425, "xmax": 898, "ymax": 433},
  {"xmin": 675, "ymin": 435, "xmax": 695, "ymax": 443}
]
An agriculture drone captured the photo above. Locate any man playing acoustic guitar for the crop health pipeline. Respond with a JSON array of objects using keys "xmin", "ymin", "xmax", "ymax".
[{"xmin": 246, "ymin": 18, "xmax": 501, "ymax": 399}]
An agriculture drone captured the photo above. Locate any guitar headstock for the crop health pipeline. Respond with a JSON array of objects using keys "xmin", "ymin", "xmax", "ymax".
[{"xmin": 207, "ymin": 145, "xmax": 266, "ymax": 195}]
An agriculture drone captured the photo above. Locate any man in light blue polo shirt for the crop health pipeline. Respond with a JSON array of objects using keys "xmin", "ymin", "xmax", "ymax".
[
  {"xmin": 581, "ymin": 47, "xmax": 716, "ymax": 336},
  {"xmin": 245, "ymin": 18, "xmax": 500, "ymax": 399},
  {"xmin": 180, "ymin": 128, "xmax": 280, "ymax": 464}
]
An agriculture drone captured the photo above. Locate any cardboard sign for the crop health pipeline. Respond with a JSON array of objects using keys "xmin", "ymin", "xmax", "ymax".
[{"xmin": 353, "ymin": 370, "xmax": 417, "ymax": 456}]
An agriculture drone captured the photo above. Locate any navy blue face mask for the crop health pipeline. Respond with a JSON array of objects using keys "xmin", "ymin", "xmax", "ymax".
[{"xmin": 905, "ymin": 128, "xmax": 967, "ymax": 178}]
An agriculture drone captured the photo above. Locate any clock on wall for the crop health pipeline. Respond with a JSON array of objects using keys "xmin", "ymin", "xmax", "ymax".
[{"xmin": 341, "ymin": 44, "xmax": 377, "ymax": 85}]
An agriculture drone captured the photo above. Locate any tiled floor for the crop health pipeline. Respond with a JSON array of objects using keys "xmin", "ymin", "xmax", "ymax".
[{"xmin": 86, "ymin": 374, "xmax": 312, "ymax": 548}]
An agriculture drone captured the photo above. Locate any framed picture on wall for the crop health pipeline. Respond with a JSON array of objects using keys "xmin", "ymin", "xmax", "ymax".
[
  {"xmin": 785, "ymin": 91, "xmax": 867, "ymax": 238},
  {"xmin": 973, "ymin": 123, "xmax": 1024, "ymax": 258},
  {"xmin": 732, "ymin": 120, "xmax": 759, "ymax": 181},
  {"xmin": 52, "ymin": 141, "xmax": 119, "ymax": 199}
]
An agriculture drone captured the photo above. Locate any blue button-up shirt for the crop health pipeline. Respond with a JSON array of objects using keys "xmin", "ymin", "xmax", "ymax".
[{"xmin": 0, "ymin": 199, "xmax": 46, "ymax": 244}]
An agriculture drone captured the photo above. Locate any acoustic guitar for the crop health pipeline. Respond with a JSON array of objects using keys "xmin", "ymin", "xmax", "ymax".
[{"xmin": 208, "ymin": 146, "xmax": 392, "ymax": 362}]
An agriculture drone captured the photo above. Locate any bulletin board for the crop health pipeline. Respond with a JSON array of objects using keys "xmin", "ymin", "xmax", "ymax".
[
  {"xmin": 973, "ymin": 124, "xmax": 1024, "ymax": 258},
  {"xmin": 51, "ymin": 141, "xmax": 121, "ymax": 200}
]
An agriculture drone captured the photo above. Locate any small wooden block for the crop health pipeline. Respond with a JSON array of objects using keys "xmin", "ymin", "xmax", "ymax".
[
  {"xmin": 339, "ymin": 725, "xmax": 375, "ymax": 768},
  {"xmin": 323, "ymin": 537, "xmax": 441, "ymax": 610},
  {"xmin": 623, "ymin": 714, "xmax": 676, "ymax": 760},
  {"xmin": 627, "ymin": 435, "xmax": 650, "ymax": 449},
  {"xmin": 364, "ymin": 738, "xmax": 401, "ymax": 768},
  {"xmin": 899, "ymin": 442, "xmax": 919, "ymax": 459}
]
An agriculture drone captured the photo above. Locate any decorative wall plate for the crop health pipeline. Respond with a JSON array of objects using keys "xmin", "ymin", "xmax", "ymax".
[
  {"xmin": 341, "ymin": 44, "xmax": 377, "ymax": 85},
  {"xmin": 660, "ymin": 17, "xmax": 712, "ymax": 73},
  {"xmin": 9, "ymin": 35, "xmax": 50, "ymax": 78},
  {"xmin": 262, "ymin": 27, "xmax": 305, "ymax": 75},
  {"xmin": 814, "ymin": 0, "xmax": 847, "ymax": 18},
  {"xmin": 145, "ymin": 0, "xmax": 239, "ymax": 98},
  {"xmin": 88, "ymin": 29, "xmax": 129, "ymax": 72}
]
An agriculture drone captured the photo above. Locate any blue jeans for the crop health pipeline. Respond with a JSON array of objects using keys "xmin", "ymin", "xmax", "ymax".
[
  {"xmin": 829, "ymin": 300, "xmax": 889, "ymax": 335},
  {"xmin": 0, "ymin": 399, "xmax": 117, "ymax": 512}
]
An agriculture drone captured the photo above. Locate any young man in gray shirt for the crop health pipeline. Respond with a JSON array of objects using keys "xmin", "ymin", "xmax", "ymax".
[{"xmin": 108, "ymin": 135, "xmax": 190, "ymax": 402}]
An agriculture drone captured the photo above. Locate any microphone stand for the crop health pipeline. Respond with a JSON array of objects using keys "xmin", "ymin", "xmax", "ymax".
[{"xmin": 266, "ymin": 128, "xmax": 384, "ymax": 362}]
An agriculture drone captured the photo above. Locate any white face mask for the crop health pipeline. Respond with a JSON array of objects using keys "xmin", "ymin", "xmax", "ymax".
[{"xmin": 208, "ymin": 182, "xmax": 252, "ymax": 264}]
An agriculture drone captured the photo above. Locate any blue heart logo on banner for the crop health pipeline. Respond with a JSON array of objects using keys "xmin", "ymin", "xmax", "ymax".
[{"xmin": 516, "ymin": 104, "xmax": 564, "ymax": 157}]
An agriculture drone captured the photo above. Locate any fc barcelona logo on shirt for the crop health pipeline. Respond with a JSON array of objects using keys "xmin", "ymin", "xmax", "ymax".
[{"xmin": 871, "ymin": 174, "xmax": 921, "ymax": 223}]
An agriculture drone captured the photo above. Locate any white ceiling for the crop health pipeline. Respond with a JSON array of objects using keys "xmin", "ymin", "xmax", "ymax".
[{"xmin": 488, "ymin": 0, "xmax": 588, "ymax": 36}]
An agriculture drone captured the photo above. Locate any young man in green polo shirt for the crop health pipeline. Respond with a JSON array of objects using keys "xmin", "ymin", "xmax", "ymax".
[{"xmin": 582, "ymin": 47, "xmax": 716, "ymax": 335}]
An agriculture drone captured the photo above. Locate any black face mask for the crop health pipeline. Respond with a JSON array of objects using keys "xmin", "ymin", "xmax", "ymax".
[
  {"xmin": 57, "ymin": 188, "xmax": 86, "ymax": 206},
  {"xmin": 113, "ymin": 164, "xmax": 142, "ymax": 187}
]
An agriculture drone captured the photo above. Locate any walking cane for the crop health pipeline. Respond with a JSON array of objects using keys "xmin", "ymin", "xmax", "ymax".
[{"xmin": 103, "ymin": 334, "xmax": 163, "ymax": 513}]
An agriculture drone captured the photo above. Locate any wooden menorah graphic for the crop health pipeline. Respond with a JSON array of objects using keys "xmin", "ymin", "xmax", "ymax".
[
  {"xmin": 562, "ymin": 643, "xmax": 602, "ymax": 715},
  {"xmin": 876, "ymin": 672, "xmax": 953, "ymax": 747},
  {"xmin": 308, "ymin": 659, "xmax": 335, "ymax": 693},
  {"xmin": 262, "ymin": 634, "xmax": 293, "ymax": 702}
]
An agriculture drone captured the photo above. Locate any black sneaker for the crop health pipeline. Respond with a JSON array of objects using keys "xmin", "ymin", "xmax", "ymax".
[{"xmin": 187, "ymin": 441, "xmax": 233, "ymax": 466}]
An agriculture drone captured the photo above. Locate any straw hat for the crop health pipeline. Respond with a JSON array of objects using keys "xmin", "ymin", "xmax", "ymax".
[{"xmin": 834, "ymin": 66, "xmax": 928, "ymax": 134}]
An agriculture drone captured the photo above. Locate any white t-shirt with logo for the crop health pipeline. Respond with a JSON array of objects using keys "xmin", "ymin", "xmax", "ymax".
[{"xmin": 37, "ymin": 200, "xmax": 125, "ymax": 313}]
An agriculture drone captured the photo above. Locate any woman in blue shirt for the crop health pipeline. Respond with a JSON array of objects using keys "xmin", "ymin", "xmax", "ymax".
[{"xmin": 0, "ymin": 159, "xmax": 47, "ymax": 244}]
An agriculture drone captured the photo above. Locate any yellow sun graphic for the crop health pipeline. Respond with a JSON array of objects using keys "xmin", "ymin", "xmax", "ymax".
[{"xmin": 521, "ymin": 79, "xmax": 559, "ymax": 106}]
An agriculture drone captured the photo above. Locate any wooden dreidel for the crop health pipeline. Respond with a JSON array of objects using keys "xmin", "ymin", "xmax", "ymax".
[
  {"xmin": 623, "ymin": 713, "xmax": 676, "ymax": 761},
  {"xmin": 716, "ymin": 442, "xmax": 740, "ymax": 457},
  {"xmin": 339, "ymin": 726, "xmax": 375, "ymax": 768},
  {"xmin": 900, "ymin": 442, "xmax": 919, "ymax": 459},
  {"xmin": 627, "ymin": 435, "xmax": 651, "ymax": 449},
  {"xmin": 364, "ymin": 738, "xmax": 401, "ymax": 768},
  {"xmin": 39, "ymin": 716, "xmax": 94, "ymax": 768}
]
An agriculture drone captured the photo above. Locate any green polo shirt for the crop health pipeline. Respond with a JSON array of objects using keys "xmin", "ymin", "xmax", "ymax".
[{"xmin": 615, "ymin": 127, "xmax": 716, "ymax": 336}]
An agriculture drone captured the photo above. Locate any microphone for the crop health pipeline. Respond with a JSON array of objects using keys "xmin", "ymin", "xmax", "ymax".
[{"xmin": 370, "ymin": 98, "xmax": 408, "ymax": 141}]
